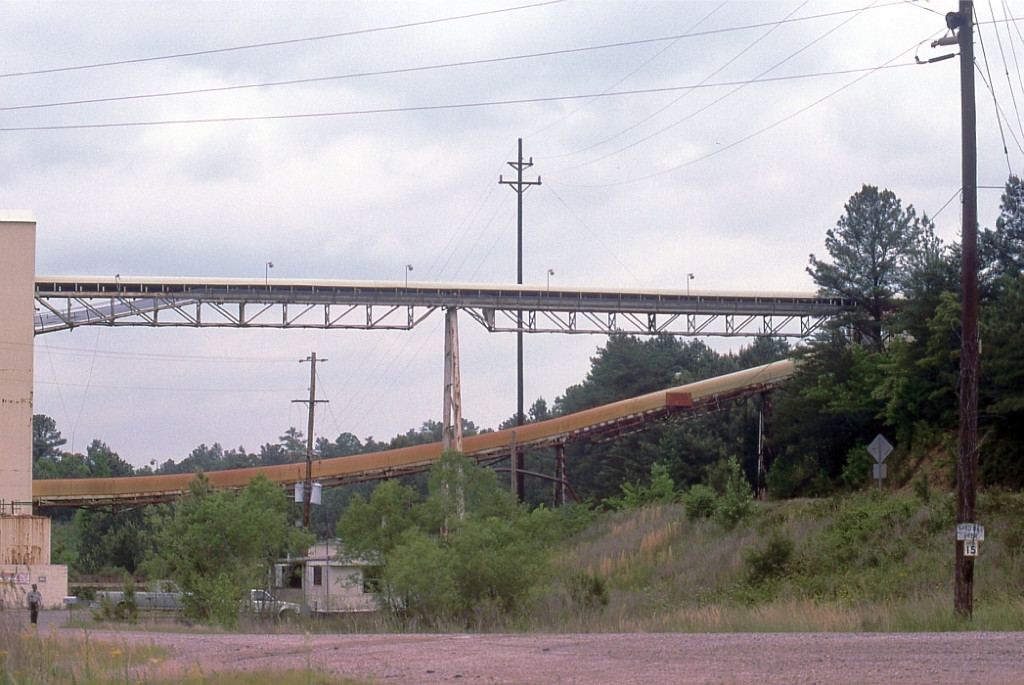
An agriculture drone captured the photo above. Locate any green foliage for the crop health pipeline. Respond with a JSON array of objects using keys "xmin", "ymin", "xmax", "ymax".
[
  {"xmin": 608, "ymin": 462, "xmax": 678, "ymax": 510},
  {"xmin": 839, "ymin": 444, "xmax": 875, "ymax": 491},
  {"xmin": 980, "ymin": 174, "xmax": 1024, "ymax": 286},
  {"xmin": 816, "ymin": 492, "xmax": 916, "ymax": 568},
  {"xmin": 744, "ymin": 531, "xmax": 795, "ymax": 585},
  {"xmin": 566, "ymin": 571, "xmax": 610, "ymax": 610},
  {"xmin": 534, "ymin": 490, "xmax": 1024, "ymax": 632},
  {"xmin": 336, "ymin": 479, "xmax": 418, "ymax": 563},
  {"xmin": 769, "ymin": 332, "xmax": 886, "ymax": 498},
  {"xmin": 384, "ymin": 528, "xmax": 458, "ymax": 622},
  {"xmin": 558, "ymin": 502, "xmax": 598, "ymax": 535},
  {"xmin": 424, "ymin": 450, "xmax": 517, "ymax": 533},
  {"xmin": 148, "ymin": 473, "xmax": 313, "ymax": 627},
  {"xmin": 681, "ymin": 484, "xmax": 717, "ymax": 521},
  {"xmin": 807, "ymin": 184, "xmax": 937, "ymax": 351},
  {"xmin": 714, "ymin": 456, "xmax": 754, "ymax": 529},
  {"xmin": 339, "ymin": 453, "xmax": 562, "ymax": 627}
]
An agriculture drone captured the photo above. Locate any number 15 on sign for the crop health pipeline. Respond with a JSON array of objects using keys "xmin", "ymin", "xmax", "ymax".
[{"xmin": 964, "ymin": 539, "xmax": 979, "ymax": 557}]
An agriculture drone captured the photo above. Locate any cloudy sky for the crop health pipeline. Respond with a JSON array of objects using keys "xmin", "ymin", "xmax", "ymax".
[{"xmin": 3, "ymin": 1, "xmax": 1021, "ymax": 467}]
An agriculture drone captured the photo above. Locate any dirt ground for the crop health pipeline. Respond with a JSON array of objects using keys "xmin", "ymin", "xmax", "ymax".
[{"xmin": 32, "ymin": 611, "xmax": 1024, "ymax": 685}]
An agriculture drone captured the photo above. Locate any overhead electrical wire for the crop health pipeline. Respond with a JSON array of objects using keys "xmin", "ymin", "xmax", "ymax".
[
  {"xmin": 548, "ymin": 33, "xmax": 933, "ymax": 189},
  {"xmin": 530, "ymin": 2, "xmax": 729, "ymax": 150},
  {"xmin": 546, "ymin": 0, "xmax": 854, "ymax": 175},
  {"xmin": 976, "ymin": 5, "xmax": 1017, "ymax": 174},
  {"xmin": 0, "ymin": 0, "xmax": 564, "ymax": 80},
  {"xmin": 0, "ymin": 64, "xmax": 915, "ymax": 132},
  {"xmin": 988, "ymin": 0, "xmax": 1024, "ymax": 148}
]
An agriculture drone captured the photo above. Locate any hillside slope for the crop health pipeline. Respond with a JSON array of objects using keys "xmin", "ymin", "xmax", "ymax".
[{"xmin": 533, "ymin": 490, "xmax": 1024, "ymax": 632}]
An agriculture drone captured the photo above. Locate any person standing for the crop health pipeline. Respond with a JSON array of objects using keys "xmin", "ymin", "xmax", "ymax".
[{"xmin": 26, "ymin": 583, "xmax": 42, "ymax": 625}]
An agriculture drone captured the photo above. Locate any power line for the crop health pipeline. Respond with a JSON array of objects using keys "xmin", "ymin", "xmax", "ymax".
[
  {"xmin": 0, "ymin": 1, "xmax": 563, "ymax": 80},
  {"xmin": 0, "ymin": 63, "xmax": 916, "ymax": 132},
  {"xmin": 2, "ymin": 7, "xmax": 915, "ymax": 116},
  {"xmin": 547, "ymin": 37, "xmax": 924, "ymax": 189}
]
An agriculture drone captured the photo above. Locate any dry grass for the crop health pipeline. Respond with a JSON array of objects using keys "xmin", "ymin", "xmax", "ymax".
[{"xmin": 536, "ymin": 492, "xmax": 1024, "ymax": 633}]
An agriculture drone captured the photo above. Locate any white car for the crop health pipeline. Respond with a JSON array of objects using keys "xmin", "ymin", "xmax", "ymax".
[{"xmin": 244, "ymin": 588, "xmax": 303, "ymax": 620}]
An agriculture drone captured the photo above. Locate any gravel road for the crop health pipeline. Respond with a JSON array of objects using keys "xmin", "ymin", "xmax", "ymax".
[{"xmin": 47, "ymin": 619, "xmax": 1024, "ymax": 684}]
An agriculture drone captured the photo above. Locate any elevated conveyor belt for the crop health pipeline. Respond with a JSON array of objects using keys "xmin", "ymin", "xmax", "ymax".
[
  {"xmin": 34, "ymin": 276, "xmax": 846, "ymax": 337},
  {"xmin": 32, "ymin": 360, "xmax": 794, "ymax": 508}
]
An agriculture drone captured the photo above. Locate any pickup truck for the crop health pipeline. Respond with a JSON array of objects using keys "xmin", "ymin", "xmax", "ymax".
[
  {"xmin": 96, "ymin": 580, "xmax": 184, "ymax": 612},
  {"xmin": 243, "ymin": 588, "xmax": 303, "ymax": 620}
]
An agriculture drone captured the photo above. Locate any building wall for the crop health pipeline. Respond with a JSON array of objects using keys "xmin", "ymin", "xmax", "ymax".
[
  {"xmin": 298, "ymin": 542, "xmax": 378, "ymax": 613},
  {"xmin": 0, "ymin": 211, "xmax": 35, "ymax": 514},
  {"xmin": 0, "ymin": 564, "xmax": 68, "ymax": 610},
  {"xmin": 0, "ymin": 515, "xmax": 50, "ymax": 565}
]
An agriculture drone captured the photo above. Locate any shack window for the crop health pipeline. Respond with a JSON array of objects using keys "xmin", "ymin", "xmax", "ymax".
[
  {"xmin": 312, "ymin": 566, "xmax": 323, "ymax": 587},
  {"xmin": 362, "ymin": 565, "xmax": 383, "ymax": 594},
  {"xmin": 284, "ymin": 564, "xmax": 302, "ymax": 589}
]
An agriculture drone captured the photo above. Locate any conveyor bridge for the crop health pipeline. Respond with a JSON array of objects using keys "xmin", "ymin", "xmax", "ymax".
[{"xmin": 32, "ymin": 360, "xmax": 794, "ymax": 508}]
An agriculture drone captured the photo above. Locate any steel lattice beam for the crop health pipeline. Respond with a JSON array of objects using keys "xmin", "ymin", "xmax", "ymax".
[{"xmin": 35, "ymin": 276, "xmax": 849, "ymax": 338}]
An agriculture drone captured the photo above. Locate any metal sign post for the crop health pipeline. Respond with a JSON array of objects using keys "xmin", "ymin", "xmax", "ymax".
[{"xmin": 867, "ymin": 434, "xmax": 893, "ymax": 490}]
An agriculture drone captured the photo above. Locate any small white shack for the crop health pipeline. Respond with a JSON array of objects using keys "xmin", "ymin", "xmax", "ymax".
[{"xmin": 274, "ymin": 541, "xmax": 377, "ymax": 614}]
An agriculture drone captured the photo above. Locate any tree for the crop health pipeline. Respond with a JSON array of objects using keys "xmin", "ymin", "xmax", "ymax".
[
  {"xmin": 807, "ymin": 185, "xmax": 937, "ymax": 351},
  {"xmin": 337, "ymin": 454, "xmax": 560, "ymax": 626},
  {"xmin": 148, "ymin": 474, "xmax": 313, "ymax": 626},
  {"xmin": 980, "ymin": 175, "xmax": 1024, "ymax": 289},
  {"xmin": 84, "ymin": 440, "xmax": 134, "ymax": 477},
  {"xmin": 33, "ymin": 414, "xmax": 66, "ymax": 463},
  {"xmin": 977, "ymin": 273, "xmax": 1024, "ymax": 486},
  {"xmin": 768, "ymin": 331, "xmax": 886, "ymax": 497},
  {"xmin": 74, "ymin": 507, "xmax": 154, "ymax": 575},
  {"xmin": 336, "ymin": 479, "xmax": 419, "ymax": 564}
]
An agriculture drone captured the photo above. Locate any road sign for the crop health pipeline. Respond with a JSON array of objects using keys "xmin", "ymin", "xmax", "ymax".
[
  {"xmin": 964, "ymin": 539, "xmax": 979, "ymax": 557},
  {"xmin": 956, "ymin": 523, "xmax": 985, "ymax": 541},
  {"xmin": 867, "ymin": 434, "xmax": 893, "ymax": 463}
]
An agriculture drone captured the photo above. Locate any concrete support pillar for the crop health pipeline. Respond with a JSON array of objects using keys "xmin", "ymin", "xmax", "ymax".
[
  {"xmin": 442, "ymin": 307, "xmax": 462, "ymax": 453},
  {"xmin": 0, "ymin": 211, "xmax": 36, "ymax": 515}
]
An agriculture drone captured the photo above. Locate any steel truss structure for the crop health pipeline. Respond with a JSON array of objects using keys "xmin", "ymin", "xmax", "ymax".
[{"xmin": 35, "ymin": 277, "xmax": 848, "ymax": 338}]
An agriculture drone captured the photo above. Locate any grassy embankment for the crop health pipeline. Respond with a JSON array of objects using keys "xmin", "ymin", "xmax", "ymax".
[{"xmin": 530, "ymin": 488, "xmax": 1024, "ymax": 632}]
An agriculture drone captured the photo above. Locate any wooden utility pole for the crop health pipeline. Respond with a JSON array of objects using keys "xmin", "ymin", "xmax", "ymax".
[
  {"xmin": 295, "ymin": 352, "xmax": 328, "ymax": 529},
  {"xmin": 955, "ymin": 0, "xmax": 979, "ymax": 619},
  {"xmin": 499, "ymin": 138, "xmax": 540, "ymax": 500}
]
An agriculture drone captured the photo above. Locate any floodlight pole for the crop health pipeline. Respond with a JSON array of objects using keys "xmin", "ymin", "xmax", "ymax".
[{"xmin": 954, "ymin": 0, "xmax": 978, "ymax": 620}]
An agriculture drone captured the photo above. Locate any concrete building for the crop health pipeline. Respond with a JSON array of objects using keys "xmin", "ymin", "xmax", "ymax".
[
  {"xmin": 274, "ymin": 541, "xmax": 378, "ymax": 614},
  {"xmin": 0, "ymin": 211, "xmax": 69, "ymax": 609}
]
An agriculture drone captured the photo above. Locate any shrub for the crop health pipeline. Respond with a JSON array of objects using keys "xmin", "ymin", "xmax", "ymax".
[
  {"xmin": 681, "ymin": 485, "xmax": 717, "ymax": 521},
  {"xmin": 714, "ymin": 457, "xmax": 754, "ymax": 529},
  {"xmin": 566, "ymin": 571, "xmax": 609, "ymax": 610},
  {"xmin": 745, "ymin": 531, "xmax": 795, "ymax": 585}
]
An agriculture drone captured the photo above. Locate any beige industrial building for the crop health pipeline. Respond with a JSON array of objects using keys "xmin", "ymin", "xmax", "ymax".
[{"xmin": 1, "ymin": 211, "xmax": 69, "ymax": 609}]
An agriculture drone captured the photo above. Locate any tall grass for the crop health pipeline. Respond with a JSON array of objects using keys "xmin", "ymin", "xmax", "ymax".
[
  {"xmin": 0, "ymin": 613, "xmax": 165, "ymax": 684},
  {"xmin": 530, "ymin": 490, "xmax": 1024, "ymax": 632},
  {"xmin": 0, "ymin": 613, "xmax": 374, "ymax": 684}
]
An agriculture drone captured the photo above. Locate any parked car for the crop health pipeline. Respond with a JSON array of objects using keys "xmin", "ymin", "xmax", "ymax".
[
  {"xmin": 243, "ymin": 588, "xmax": 303, "ymax": 620},
  {"xmin": 95, "ymin": 580, "xmax": 184, "ymax": 614}
]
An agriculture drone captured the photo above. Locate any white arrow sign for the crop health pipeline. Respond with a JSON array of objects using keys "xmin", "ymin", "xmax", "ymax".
[{"xmin": 867, "ymin": 434, "xmax": 893, "ymax": 463}]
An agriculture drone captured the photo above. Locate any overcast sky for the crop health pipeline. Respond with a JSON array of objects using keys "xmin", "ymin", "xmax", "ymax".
[{"xmin": 3, "ymin": 1, "xmax": 1021, "ymax": 467}]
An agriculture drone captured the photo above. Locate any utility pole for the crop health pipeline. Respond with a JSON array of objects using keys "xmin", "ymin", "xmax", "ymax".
[
  {"xmin": 954, "ymin": 0, "xmax": 978, "ymax": 620},
  {"xmin": 499, "ymin": 138, "xmax": 540, "ymax": 500},
  {"xmin": 294, "ymin": 352, "xmax": 328, "ymax": 530}
]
